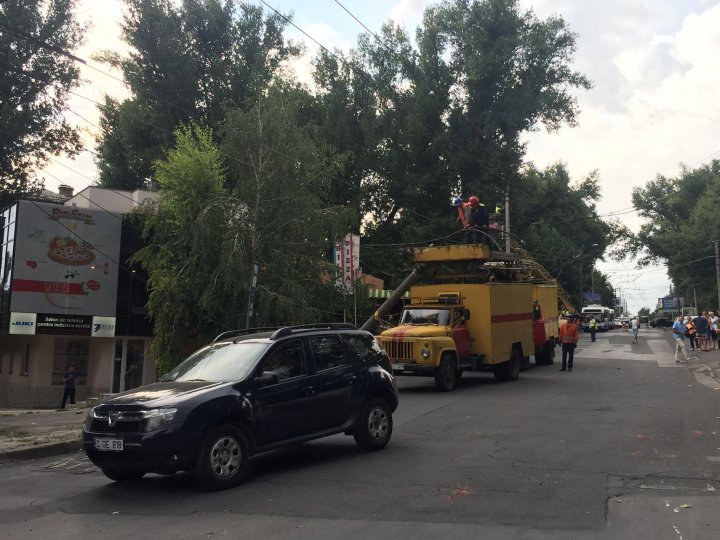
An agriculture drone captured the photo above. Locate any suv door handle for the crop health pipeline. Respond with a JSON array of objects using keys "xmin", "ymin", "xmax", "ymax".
[
  {"xmin": 343, "ymin": 374, "xmax": 358, "ymax": 383},
  {"xmin": 301, "ymin": 385, "xmax": 315, "ymax": 396}
]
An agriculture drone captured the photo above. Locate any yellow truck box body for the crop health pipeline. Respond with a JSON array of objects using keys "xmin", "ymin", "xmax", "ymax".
[
  {"xmin": 409, "ymin": 282, "xmax": 534, "ymax": 365},
  {"xmin": 533, "ymin": 284, "xmax": 559, "ymax": 341}
]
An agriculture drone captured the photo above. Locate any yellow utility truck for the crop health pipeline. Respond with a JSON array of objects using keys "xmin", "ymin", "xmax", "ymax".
[
  {"xmin": 531, "ymin": 284, "xmax": 559, "ymax": 365},
  {"xmin": 364, "ymin": 244, "xmax": 558, "ymax": 391}
]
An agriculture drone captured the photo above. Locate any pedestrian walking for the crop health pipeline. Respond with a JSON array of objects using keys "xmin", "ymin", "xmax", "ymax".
[
  {"xmin": 685, "ymin": 316, "xmax": 697, "ymax": 351},
  {"xmin": 693, "ymin": 312, "xmax": 709, "ymax": 352},
  {"xmin": 558, "ymin": 314, "xmax": 580, "ymax": 371},
  {"xmin": 630, "ymin": 316, "xmax": 639, "ymax": 344},
  {"xmin": 710, "ymin": 312, "xmax": 718, "ymax": 350},
  {"xmin": 672, "ymin": 316, "xmax": 689, "ymax": 363},
  {"xmin": 589, "ymin": 316, "xmax": 597, "ymax": 342},
  {"xmin": 60, "ymin": 365, "xmax": 76, "ymax": 409}
]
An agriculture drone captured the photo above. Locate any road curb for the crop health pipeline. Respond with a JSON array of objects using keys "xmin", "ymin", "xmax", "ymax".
[{"xmin": 0, "ymin": 439, "xmax": 82, "ymax": 463}]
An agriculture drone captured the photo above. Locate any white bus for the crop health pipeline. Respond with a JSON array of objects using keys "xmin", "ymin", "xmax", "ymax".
[{"xmin": 581, "ymin": 305, "xmax": 614, "ymax": 332}]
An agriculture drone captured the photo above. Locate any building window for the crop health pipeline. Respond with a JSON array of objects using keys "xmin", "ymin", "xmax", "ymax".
[
  {"xmin": 20, "ymin": 344, "xmax": 30, "ymax": 376},
  {"xmin": 52, "ymin": 340, "xmax": 88, "ymax": 385}
]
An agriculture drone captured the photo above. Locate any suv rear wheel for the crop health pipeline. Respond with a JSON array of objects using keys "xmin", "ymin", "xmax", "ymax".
[
  {"xmin": 354, "ymin": 398, "xmax": 393, "ymax": 450},
  {"xmin": 194, "ymin": 424, "xmax": 249, "ymax": 490}
]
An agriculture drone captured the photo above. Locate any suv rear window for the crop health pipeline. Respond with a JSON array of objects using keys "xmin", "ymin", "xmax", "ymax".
[
  {"xmin": 345, "ymin": 333, "xmax": 382, "ymax": 361},
  {"xmin": 310, "ymin": 336, "xmax": 354, "ymax": 371}
]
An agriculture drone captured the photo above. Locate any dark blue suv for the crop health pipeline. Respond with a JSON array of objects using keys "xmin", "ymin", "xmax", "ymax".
[{"xmin": 83, "ymin": 324, "xmax": 398, "ymax": 490}]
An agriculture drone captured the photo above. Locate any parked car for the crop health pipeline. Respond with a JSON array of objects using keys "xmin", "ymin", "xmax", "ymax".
[
  {"xmin": 83, "ymin": 324, "xmax": 399, "ymax": 490},
  {"xmin": 650, "ymin": 318, "xmax": 672, "ymax": 328}
]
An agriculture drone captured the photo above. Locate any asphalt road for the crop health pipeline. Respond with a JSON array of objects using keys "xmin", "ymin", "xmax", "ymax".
[{"xmin": 1, "ymin": 328, "xmax": 719, "ymax": 539}]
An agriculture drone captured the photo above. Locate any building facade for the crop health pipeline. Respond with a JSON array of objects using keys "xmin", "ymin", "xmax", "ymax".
[{"xmin": 0, "ymin": 188, "xmax": 158, "ymax": 408}]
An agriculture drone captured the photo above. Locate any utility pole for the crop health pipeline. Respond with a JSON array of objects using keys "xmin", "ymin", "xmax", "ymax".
[{"xmin": 715, "ymin": 240, "xmax": 720, "ymax": 310}]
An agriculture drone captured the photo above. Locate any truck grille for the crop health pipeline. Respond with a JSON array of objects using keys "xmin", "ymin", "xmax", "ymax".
[{"xmin": 379, "ymin": 340, "xmax": 415, "ymax": 361}]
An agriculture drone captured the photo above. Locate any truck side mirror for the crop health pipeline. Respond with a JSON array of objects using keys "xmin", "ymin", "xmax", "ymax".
[{"xmin": 463, "ymin": 309, "xmax": 471, "ymax": 320}]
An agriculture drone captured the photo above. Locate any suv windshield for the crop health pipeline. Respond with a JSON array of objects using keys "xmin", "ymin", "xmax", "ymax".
[
  {"xmin": 162, "ymin": 341, "xmax": 270, "ymax": 382},
  {"xmin": 400, "ymin": 308, "xmax": 450, "ymax": 326}
]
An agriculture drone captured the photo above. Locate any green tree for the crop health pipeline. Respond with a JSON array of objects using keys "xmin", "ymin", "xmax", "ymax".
[
  {"xmin": 134, "ymin": 87, "xmax": 355, "ymax": 371},
  {"xmin": 632, "ymin": 160, "xmax": 720, "ymax": 309},
  {"xmin": 132, "ymin": 123, "xmax": 227, "ymax": 370},
  {"xmin": 95, "ymin": 0, "xmax": 298, "ymax": 190},
  {"xmin": 312, "ymin": 0, "xmax": 592, "ymax": 287},
  {"xmin": 0, "ymin": 0, "xmax": 84, "ymax": 207}
]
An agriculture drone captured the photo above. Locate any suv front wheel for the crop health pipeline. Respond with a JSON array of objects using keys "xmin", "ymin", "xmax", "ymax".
[
  {"xmin": 353, "ymin": 398, "xmax": 393, "ymax": 450},
  {"xmin": 194, "ymin": 424, "xmax": 250, "ymax": 490}
]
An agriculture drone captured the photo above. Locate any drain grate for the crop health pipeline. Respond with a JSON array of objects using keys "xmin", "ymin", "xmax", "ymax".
[{"xmin": 42, "ymin": 452, "xmax": 98, "ymax": 474}]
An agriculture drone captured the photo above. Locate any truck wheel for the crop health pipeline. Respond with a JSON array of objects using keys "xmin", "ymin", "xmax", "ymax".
[
  {"xmin": 194, "ymin": 424, "xmax": 249, "ymax": 491},
  {"xmin": 520, "ymin": 354, "xmax": 530, "ymax": 371},
  {"xmin": 546, "ymin": 341, "xmax": 555, "ymax": 365},
  {"xmin": 353, "ymin": 398, "xmax": 393, "ymax": 450},
  {"xmin": 492, "ymin": 348, "xmax": 521, "ymax": 381},
  {"xmin": 434, "ymin": 354, "xmax": 458, "ymax": 391}
]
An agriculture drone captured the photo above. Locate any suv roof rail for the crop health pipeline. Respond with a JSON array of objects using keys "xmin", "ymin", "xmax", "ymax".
[
  {"xmin": 270, "ymin": 323, "xmax": 359, "ymax": 340},
  {"xmin": 212, "ymin": 328, "xmax": 281, "ymax": 343}
]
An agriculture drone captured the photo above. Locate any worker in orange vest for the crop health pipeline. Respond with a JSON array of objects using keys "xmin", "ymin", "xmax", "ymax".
[{"xmin": 558, "ymin": 314, "xmax": 580, "ymax": 371}]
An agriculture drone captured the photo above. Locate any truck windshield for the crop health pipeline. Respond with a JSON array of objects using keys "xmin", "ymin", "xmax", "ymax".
[
  {"xmin": 161, "ymin": 341, "xmax": 270, "ymax": 382},
  {"xmin": 400, "ymin": 308, "xmax": 451, "ymax": 326}
]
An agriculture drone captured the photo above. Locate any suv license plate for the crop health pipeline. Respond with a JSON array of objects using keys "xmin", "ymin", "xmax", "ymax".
[
  {"xmin": 392, "ymin": 363, "xmax": 404, "ymax": 371},
  {"xmin": 94, "ymin": 438, "xmax": 124, "ymax": 452}
]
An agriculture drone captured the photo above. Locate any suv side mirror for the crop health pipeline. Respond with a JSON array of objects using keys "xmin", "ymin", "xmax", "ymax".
[
  {"xmin": 254, "ymin": 371, "xmax": 279, "ymax": 386},
  {"xmin": 463, "ymin": 309, "xmax": 471, "ymax": 320}
]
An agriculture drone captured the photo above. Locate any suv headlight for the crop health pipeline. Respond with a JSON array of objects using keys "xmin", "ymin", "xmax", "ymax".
[
  {"xmin": 83, "ymin": 407, "xmax": 95, "ymax": 432},
  {"xmin": 142, "ymin": 408, "xmax": 178, "ymax": 432}
]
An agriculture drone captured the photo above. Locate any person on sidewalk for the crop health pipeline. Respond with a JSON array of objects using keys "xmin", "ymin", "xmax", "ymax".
[
  {"xmin": 685, "ymin": 316, "xmax": 697, "ymax": 351},
  {"xmin": 60, "ymin": 365, "xmax": 76, "ymax": 409},
  {"xmin": 559, "ymin": 314, "xmax": 580, "ymax": 371},
  {"xmin": 672, "ymin": 316, "xmax": 689, "ymax": 363},
  {"xmin": 589, "ymin": 316, "xmax": 597, "ymax": 342},
  {"xmin": 630, "ymin": 316, "xmax": 639, "ymax": 344},
  {"xmin": 693, "ymin": 312, "xmax": 709, "ymax": 352}
]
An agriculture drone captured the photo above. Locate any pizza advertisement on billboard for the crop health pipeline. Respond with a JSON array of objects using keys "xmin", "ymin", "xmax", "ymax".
[
  {"xmin": 333, "ymin": 234, "xmax": 360, "ymax": 294},
  {"xmin": 10, "ymin": 201, "xmax": 122, "ymax": 318}
]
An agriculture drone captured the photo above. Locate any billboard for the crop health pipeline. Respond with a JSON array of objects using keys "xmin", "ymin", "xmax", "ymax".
[
  {"xmin": 334, "ymin": 234, "xmax": 360, "ymax": 294},
  {"xmin": 10, "ymin": 201, "xmax": 122, "ymax": 317}
]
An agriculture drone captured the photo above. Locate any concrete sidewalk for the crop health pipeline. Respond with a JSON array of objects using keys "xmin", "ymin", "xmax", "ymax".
[{"xmin": 0, "ymin": 404, "xmax": 89, "ymax": 462}]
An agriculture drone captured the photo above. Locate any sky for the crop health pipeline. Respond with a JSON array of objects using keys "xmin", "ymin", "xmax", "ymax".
[{"xmin": 39, "ymin": 0, "xmax": 720, "ymax": 313}]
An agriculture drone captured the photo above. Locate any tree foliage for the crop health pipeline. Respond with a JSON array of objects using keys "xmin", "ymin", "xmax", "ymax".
[
  {"xmin": 311, "ymin": 0, "xmax": 594, "ymax": 289},
  {"xmin": 94, "ymin": 0, "xmax": 298, "ymax": 190},
  {"xmin": 0, "ymin": 0, "xmax": 84, "ymax": 208},
  {"xmin": 134, "ymin": 87, "xmax": 355, "ymax": 371},
  {"xmin": 97, "ymin": 0, "xmax": 624, "ymax": 369},
  {"xmin": 632, "ymin": 160, "xmax": 720, "ymax": 309}
]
